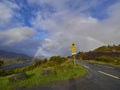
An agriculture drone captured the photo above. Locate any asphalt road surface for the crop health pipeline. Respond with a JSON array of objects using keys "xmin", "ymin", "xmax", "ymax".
[{"xmin": 17, "ymin": 60, "xmax": 120, "ymax": 90}]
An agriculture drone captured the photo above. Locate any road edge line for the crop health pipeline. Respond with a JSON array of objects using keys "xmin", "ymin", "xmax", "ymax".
[{"xmin": 98, "ymin": 71, "xmax": 119, "ymax": 79}]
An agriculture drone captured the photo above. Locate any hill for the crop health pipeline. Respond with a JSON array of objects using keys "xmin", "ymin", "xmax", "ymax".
[
  {"xmin": 0, "ymin": 50, "xmax": 30, "ymax": 67},
  {"xmin": 82, "ymin": 51, "xmax": 120, "ymax": 60},
  {"xmin": 94, "ymin": 45, "xmax": 120, "ymax": 52},
  {"xmin": 0, "ymin": 50, "xmax": 29, "ymax": 58},
  {"xmin": 75, "ymin": 44, "xmax": 120, "ymax": 60}
]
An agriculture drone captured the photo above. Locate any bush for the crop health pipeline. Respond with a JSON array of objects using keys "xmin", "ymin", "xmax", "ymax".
[
  {"xmin": 49, "ymin": 56, "xmax": 67, "ymax": 64},
  {"xmin": 42, "ymin": 59, "xmax": 48, "ymax": 64},
  {"xmin": 56, "ymin": 61, "xmax": 74, "ymax": 71},
  {"xmin": 34, "ymin": 60, "xmax": 42, "ymax": 67},
  {"xmin": 41, "ymin": 61, "xmax": 57, "ymax": 68},
  {"xmin": 95, "ymin": 56, "xmax": 120, "ymax": 65}
]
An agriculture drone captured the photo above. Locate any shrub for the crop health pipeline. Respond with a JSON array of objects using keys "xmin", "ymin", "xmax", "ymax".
[
  {"xmin": 34, "ymin": 60, "xmax": 42, "ymax": 67},
  {"xmin": 49, "ymin": 56, "xmax": 67, "ymax": 64},
  {"xmin": 95, "ymin": 56, "xmax": 120, "ymax": 65},
  {"xmin": 42, "ymin": 59, "xmax": 48, "ymax": 64},
  {"xmin": 56, "ymin": 61, "xmax": 74, "ymax": 71},
  {"xmin": 41, "ymin": 61, "xmax": 57, "ymax": 68}
]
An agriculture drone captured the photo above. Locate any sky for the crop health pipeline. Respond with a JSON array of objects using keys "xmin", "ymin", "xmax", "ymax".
[{"xmin": 0, "ymin": 0, "xmax": 120, "ymax": 57}]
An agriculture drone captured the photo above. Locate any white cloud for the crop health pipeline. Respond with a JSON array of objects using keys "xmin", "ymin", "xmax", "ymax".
[
  {"xmin": 0, "ymin": 27, "xmax": 36, "ymax": 45},
  {"xmin": 31, "ymin": 12, "xmax": 105, "ymax": 56},
  {"xmin": 30, "ymin": 1, "xmax": 120, "ymax": 57},
  {"xmin": 0, "ymin": 1, "xmax": 19, "ymax": 27}
]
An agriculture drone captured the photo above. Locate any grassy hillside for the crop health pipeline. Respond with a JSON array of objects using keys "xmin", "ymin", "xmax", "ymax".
[
  {"xmin": 74, "ymin": 45, "xmax": 120, "ymax": 66},
  {"xmin": 74, "ymin": 45, "xmax": 120, "ymax": 60},
  {"xmin": 94, "ymin": 45, "xmax": 120, "ymax": 52},
  {"xmin": 0, "ymin": 56, "xmax": 86, "ymax": 90}
]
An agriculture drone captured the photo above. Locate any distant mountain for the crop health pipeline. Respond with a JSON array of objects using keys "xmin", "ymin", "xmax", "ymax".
[{"xmin": 0, "ymin": 50, "xmax": 29, "ymax": 58}]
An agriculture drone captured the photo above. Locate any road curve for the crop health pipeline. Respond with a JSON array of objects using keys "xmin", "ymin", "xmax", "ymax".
[{"xmin": 16, "ymin": 60, "xmax": 120, "ymax": 90}]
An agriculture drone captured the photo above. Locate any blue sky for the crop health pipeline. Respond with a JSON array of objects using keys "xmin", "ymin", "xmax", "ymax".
[{"xmin": 0, "ymin": 0, "xmax": 120, "ymax": 57}]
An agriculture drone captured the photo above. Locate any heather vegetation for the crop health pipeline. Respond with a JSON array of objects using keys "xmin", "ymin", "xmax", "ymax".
[{"xmin": 95, "ymin": 56, "xmax": 120, "ymax": 65}]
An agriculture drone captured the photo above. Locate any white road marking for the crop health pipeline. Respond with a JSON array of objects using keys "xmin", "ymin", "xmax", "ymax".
[
  {"xmin": 103, "ymin": 66, "xmax": 114, "ymax": 69},
  {"xmin": 83, "ymin": 65, "xmax": 89, "ymax": 69},
  {"xmin": 97, "ymin": 64, "xmax": 114, "ymax": 69},
  {"xmin": 98, "ymin": 71, "xmax": 119, "ymax": 79}
]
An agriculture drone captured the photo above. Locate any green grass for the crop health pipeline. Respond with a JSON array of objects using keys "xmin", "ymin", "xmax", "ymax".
[
  {"xmin": 0, "ymin": 61, "xmax": 86, "ymax": 90},
  {"xmin": 85, "ymin": 60, "xmax": 120, "ymax": 67}
]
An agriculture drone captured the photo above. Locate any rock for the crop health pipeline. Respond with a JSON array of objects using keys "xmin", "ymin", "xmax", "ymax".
[
  {"xmin": 9, "ymin": 72, "xmax": 28, "ymax": 82},
  {"xmin": 41, "ymin": 69, "xmax": 52, "ymax": 75}
]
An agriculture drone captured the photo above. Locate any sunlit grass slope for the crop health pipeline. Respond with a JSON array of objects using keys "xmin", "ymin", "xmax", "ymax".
[{"xmin": 0, "ymin": 61, "xmax": 86, "ymax": 90}]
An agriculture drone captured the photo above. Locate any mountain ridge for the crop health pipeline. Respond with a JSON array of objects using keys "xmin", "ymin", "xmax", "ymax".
[{"xmin": 0, "ymin": 50, "xmax": 29, "ymax": 58}]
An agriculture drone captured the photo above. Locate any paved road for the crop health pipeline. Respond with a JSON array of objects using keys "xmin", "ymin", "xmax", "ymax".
[
  {"xmin": 17, "ymin": 60, "xmax": 120, "ymax": 90},
  {"xmin": 75, "ymin": 60, "xmax": 120, "ymax": 90}
]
